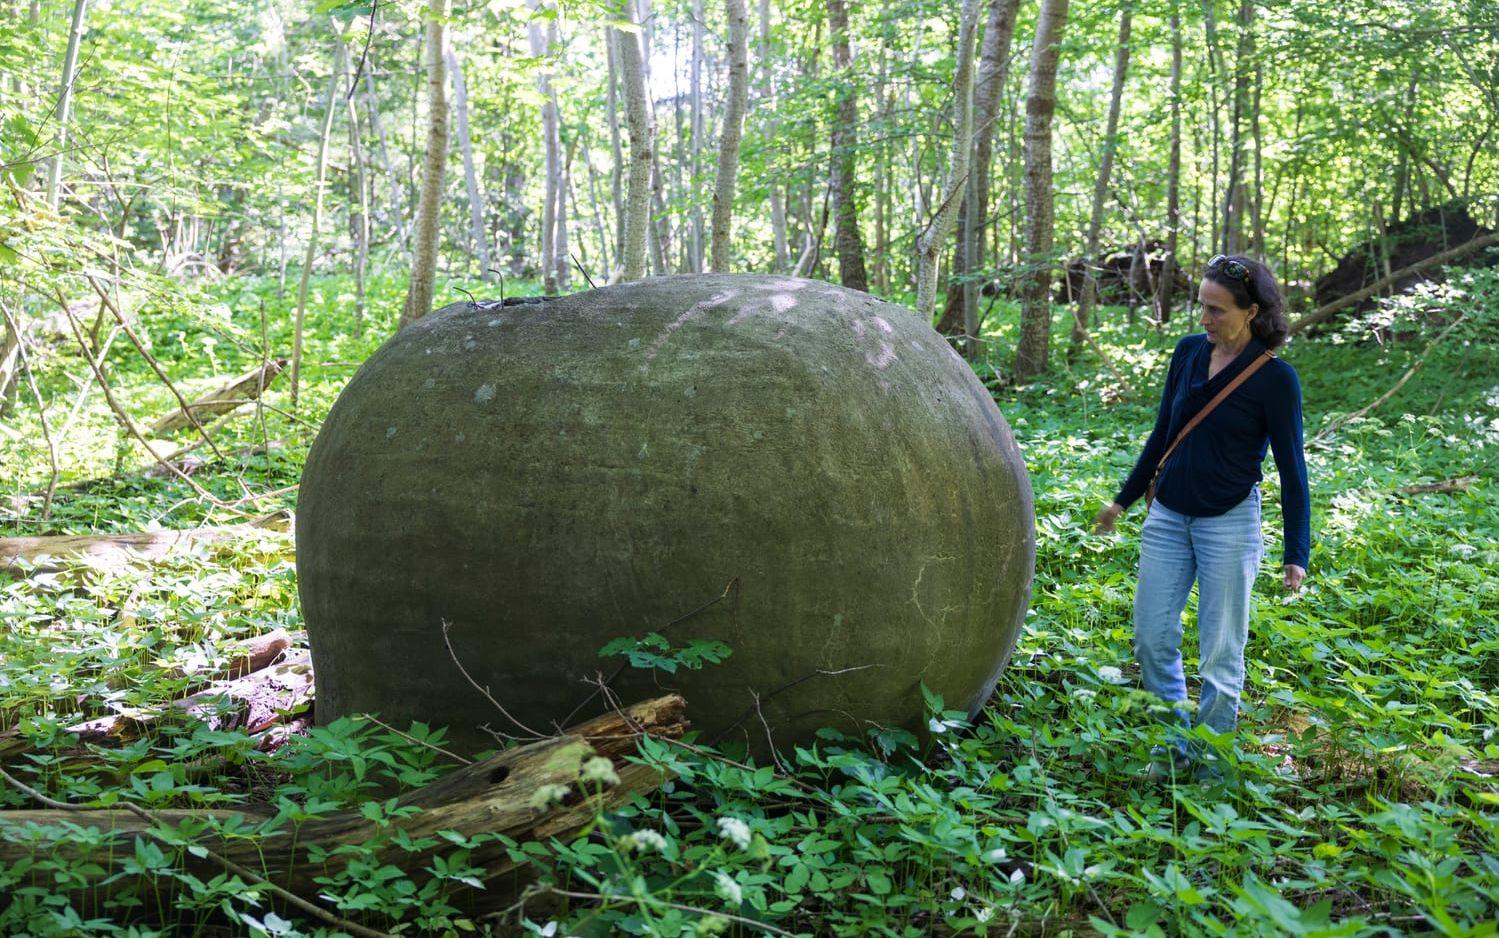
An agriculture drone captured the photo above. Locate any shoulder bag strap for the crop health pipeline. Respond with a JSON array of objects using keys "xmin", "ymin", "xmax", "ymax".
[{"xmin": 1147, "ymin": 350, "xmax": 1274, "ymax": 505}]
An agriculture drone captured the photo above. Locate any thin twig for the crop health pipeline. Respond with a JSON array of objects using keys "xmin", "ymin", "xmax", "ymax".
[
  {"xmin": 355, "ymin": 714, "xmax": 474, "ymax": 765},
  {"xmin": 440, "ymin": 619, "xmax": 549, "ymax": 741},
  {"xmin": 0, "ymin": 767, "xmax": 395, "ymax": 938},
  {"xmin": 499, "ymin": 885, "xmax": 798, "ymax": 936},
  {"xmin": 348, "ymin": 0, "xmax": 380, "ymax": 97},
  {"xmin": 560, "ymin": 578, "xmax": 739, "ymax": 728},
  {"xmin": 3, "ymin": 308, "xmax": 59, "ymax": 518},
  {"xmin": 1313, "ymin": 313, "xmax": 1466, "ymax": 443},
  {"xmin": 54, "ymin": 290, "xmax": 255, "ymax": 519},
  {"xmin": 85, "ymin": 273, "xmax": 227, "ymax": 461}
]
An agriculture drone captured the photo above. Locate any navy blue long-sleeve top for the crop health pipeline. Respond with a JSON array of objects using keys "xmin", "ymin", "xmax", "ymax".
[{"xmin": 1115, "ymin": 333, "xmax": 1311, "ymax": 569}]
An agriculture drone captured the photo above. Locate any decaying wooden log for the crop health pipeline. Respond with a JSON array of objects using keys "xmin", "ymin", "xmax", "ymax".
[
  {"xmin": 147, "ymin": 358, "xmax": 285, "ymax": 435},
  {"xmin": 0, "ymin": 695, "xmax": 688, "ymax": 915},
  {"xmin": 0, "ymin": 638, "xmax": 305, "ymax": 762},
  {"xmin": 1400, "ymin": 475, "xmax": 1478, "ymax": 495},
  {"xmin": 0, "ymin": 513, "xmax": 290, "ymax": 576}
]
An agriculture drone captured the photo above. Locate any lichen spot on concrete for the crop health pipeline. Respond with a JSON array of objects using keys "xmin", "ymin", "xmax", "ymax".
[
  {"xmin": 638, "ymin": 443, "xmax": 649, "ymax": 460},
  {"xmin": 873, "ymin": 317, "xmax": 894, "ymax": 335},
  {"xmin": 866, "ymin": 342, "xmax": 898, "ymax": 370},
  {"xmin": 487, "ymin": 318, "xmax": 502, "ymax": 327},
  {"xmin": 474, "ymin": 383, "xmax": 496, "ymax": 404},
  {"xmin": 422, "ymin": 378, "xmax": 436, "ymax": 390},
  {"xmin": 464, "ymin": 337, "xmax": 478, "ymax": 351},
  {"xmin": 385, "ymin": 425, "xmax": 397, "ymax": 439}
]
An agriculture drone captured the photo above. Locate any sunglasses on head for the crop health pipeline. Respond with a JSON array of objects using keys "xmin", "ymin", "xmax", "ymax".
[{"xmin": 1206, "ymin": 254, "xmax": 1249, "ymax": 282}]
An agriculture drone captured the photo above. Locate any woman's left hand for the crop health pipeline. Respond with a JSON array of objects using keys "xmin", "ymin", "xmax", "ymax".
[{"xmin": 1283, "ymin": 564, "xmax": 1306, "ymax": 593}]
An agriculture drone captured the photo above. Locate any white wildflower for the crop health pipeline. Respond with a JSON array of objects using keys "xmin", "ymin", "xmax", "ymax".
[
  {"xmin": 950, "ymin": 886, "xmax": 966, "ymax": 901},
  {"xmin": 620, "ymin": 829, "xmax": 669, "ymax": 854},
  {"xmin": 974, "ymin": 906, "xmax": 995, "ymax": 924},
  {"xmin": 1097, "ymin": 665, "xmax": 1128, "ymax": 685},
  {"xmin": 580, "ymin": 756, "xmax": 620, "ymax": 786},
  {"xmin": 712, "ymin": 871, "xmax": 744, "ymax": 906},
  {"xmin": 528, "ymin": 783, "xmax": 571, "ymax": 810},
  {"xmin": 716, "ymin": 816, "xmax": 752, "ymax": 850}
]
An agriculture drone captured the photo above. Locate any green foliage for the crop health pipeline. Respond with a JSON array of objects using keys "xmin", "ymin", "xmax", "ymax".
[
  {"xmin": 2, "ymin": 269, "xmax": 1497, "ymax": 934},
  {"xmin": 599, "ymin": 634, "xmax": 733, "ymax": 674}
]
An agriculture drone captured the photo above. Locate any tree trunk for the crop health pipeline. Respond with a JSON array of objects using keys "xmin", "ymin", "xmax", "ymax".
[
  {"xmin": 1157, "ymin": 0, "xmax": 1183, "ymax": 323},
  {"xmin": 529, "ymin": 12, "xmax": 561, "ymax": 294},
  {"xmin": 398, "ymin": 0, "xmax": 451, "ymax": 330},
  {"xmin": 1069, "ymin": 0, "xmax": 1132, "ymax": 359},
  {"xmin": 760, "ymin": 0, "xmax": 788, "ymax": 271},
  {"xmin": 551, "ymin": 97, "xmax": 570, "ymax": 291},
  {"xmin": 606, "ymin": 27, "xmax": 625, "ymax": 264},
  {"xmin": 1202, "ymin": 0, "xmax": 1223, "ymax": 253},
  {"xmin": 709, "ymin": 0, "xmax": 750, "ymax": 272},
  {"xmin": 363, "ymin": 66, "xmax": 409, "ymax": 245},
  {"xmin": 290, "ymin": 33, "xmax": 346, "ymax": 404},
  {"xmin": 1222, "ymin": 0, "xmax": 1253, "ymax": 254},
  {"xmin": 0, "ymin": 696, "xmax": 688, "ymax": 916},
  {"xmin": 345, "ymin": 53, "xmax": 371, "ymax": 334},
  {"xmin": 46, "ymin": 0, "xmax": 89, "ymax": 209},
  {"xmin": 689, "ymin": 0, "xmax": 706, "ymax": 272},
  {"xmin": 936, "ymin": 0, "xmax": 1021, "ymax": 337},
  {"xmin": 613, "ymin": 6, "xmax": 654, "ymax": 282},
  {"xmin": 827, "ymin": 0, "xmax": 868, "ymax": 292},
  {"xmin": 915, "ymin": 0, "xmax": 981, "ymax": 326},
  {"xmin": 1014, "ymin": 0, "xmax": 1069, "ymax": 380},
  {"xmin": 446, "ymin": 47, "xmax": 492, "ymax": 283}
]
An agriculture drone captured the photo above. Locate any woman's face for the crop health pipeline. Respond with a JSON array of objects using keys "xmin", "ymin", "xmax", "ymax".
[{"xmin": 1198, "ymin": 279, "xmax": 1258, "ymax": 349}]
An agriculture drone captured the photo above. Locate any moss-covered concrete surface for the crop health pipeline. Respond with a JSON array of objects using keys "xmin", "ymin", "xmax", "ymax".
[{"xmin": 297, "ymin": 274, "xmax": 1035, "ymax": 753}]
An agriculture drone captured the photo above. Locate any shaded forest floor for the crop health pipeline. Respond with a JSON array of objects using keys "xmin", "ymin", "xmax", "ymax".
[{"xmin": 2, "ymin": 268, "xmax": 1497, "ymax": 936}]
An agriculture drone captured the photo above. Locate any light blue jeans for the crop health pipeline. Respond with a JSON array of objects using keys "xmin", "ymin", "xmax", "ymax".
[{"xmin": 1133, "ymin": 488, "xmax": 1264, "ymax": 757}]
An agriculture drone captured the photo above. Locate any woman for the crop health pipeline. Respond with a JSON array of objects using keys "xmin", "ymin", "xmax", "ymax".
[{"xmin": 1093, "ymin": 254, "xmax": 1310, "ymax": 782}]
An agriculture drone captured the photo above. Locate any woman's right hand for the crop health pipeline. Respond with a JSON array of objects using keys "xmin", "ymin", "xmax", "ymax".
[{"xmin": 1093, "ymin": 502, "xmax": 1124, "ymax": 534}]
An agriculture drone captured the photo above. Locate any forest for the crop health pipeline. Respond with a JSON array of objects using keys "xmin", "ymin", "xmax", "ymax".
[{"xmin": 1, "ymin": 0, "xmax": 1498, "ymax": 934}]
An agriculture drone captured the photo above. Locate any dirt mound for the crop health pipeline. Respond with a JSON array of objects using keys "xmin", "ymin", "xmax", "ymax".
[
  {"xmin": 1055, "ymin": 240, "xmax": 1189, "ymax": 307},
  {"xmin": 1314, "ymin": 202, "xmax": 1497, "ymax": 310}
]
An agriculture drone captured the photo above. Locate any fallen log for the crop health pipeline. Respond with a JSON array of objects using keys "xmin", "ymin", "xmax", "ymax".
[
  {"xmin": 147, "ymin": 358, "xmax": 285, "ymax": 436},
  {"xmin": 0, "ymin": 695, "xmax": 688, "ymax": 917},
  {"xmin": 0, "ymin": 513, "xmax": 291, "ymax": 576},
  {"xmin": 1290, "ymin": 231, "xmax": 1499, "ymax": 335},
  {"xmin": 1400, "ymin": 475, "xmax": 1478, "ymax": 495},
  {"xmin": 0, "ymin": 643, "xmax": 307, "ymax": 763}
]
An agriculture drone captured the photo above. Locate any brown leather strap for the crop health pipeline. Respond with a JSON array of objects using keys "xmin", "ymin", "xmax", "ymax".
[{"xmin": 1147, "ymin": 349, "xmax": 1274, "ymax": 505}]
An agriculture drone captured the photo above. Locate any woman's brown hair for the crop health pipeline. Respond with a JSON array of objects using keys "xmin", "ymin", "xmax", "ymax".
[{"xmin": 1204, "ymin": 255, "xmax": 1290, "ymax": 350}]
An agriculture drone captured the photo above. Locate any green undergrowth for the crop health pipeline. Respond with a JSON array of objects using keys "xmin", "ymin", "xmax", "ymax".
[{"xmin": 1, "ymin": 265, "xmax": 1497, "ymax": 936}]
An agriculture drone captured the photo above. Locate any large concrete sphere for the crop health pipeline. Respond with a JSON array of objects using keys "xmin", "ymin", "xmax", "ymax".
[{"xmin": 297, "ymin": 275, "xmax": 1034, "ymax": 753}]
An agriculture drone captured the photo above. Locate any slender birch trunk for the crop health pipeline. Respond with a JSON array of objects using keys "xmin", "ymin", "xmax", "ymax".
[
  {"xmin": 1158, "ymin": 0, "xmax": 1183, "ymax": 322},
  {"xmin": 1223, "ymin": 0, "xmax": 1253, "ymax": 254},
  {"xmin": 915, "ymin": 0, "xmax": 981, "ymax": 326},
  {"xmin": 689, "ymin": 0, "xmax": 706, "ymax": 271},
  {"xmin": 827, "ymin": 0, "xmax": 868, "ymax": 292},
  {"xmin": 613, "ymin": 5, "xmax": 654, "ymax": 282},
  {"xmin": 1069, "ymin": 0, "xmax": 1132, "ymax": 358},
  {"xmin": 759, "ymin": 0, "xmax": 788, "ymax": 271},
  {"xmin": 528, "ymin": 11, "xmax": 560, "ymax": 294},
  {"xmin": 446, "ymin": 47, "xmax": 492, "ymax": 282},
  {"xmin": 709, "ymin": 0, "xmax": 749, "ymax": 272},
  {"xmin": 47, "ymin": 0, "xmax": 89, "ymax": 209},
  {"xmin": 291, "ymin": 33, "xmax": 346, "ymax": 403},
  {"xmin": 1014, "ymin": 0, "xmax": 1069, "ymax": 380},
  {"xmin": 552, "ymin": 107, "xmax": 570, "ymax": 290},
  {"xmin": 398, "ymin": 0, "xmax": 451, "ymax": 330},
  {"xmin": 345, "ymin": 53, "xmax": 371, "ymax": 334},
  {"xmin": 936, "ymin": 0, "xmax": 1020, "ymax": 336},
  {"xmin": 605, "ymin": 28, "xmax": 625, "ymax": 263},
  {"xmin": 363, "ymin": 67, "xmax": 409, "ymax": 245}
]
